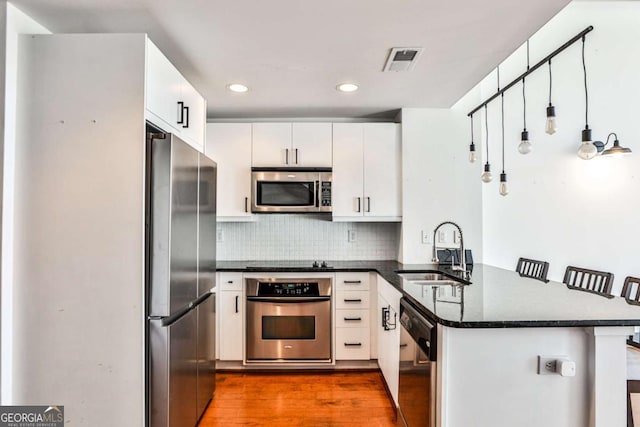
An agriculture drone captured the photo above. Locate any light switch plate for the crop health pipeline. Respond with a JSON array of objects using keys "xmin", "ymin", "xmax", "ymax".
[
  {"xmin": 217, "ymin": 229, "xmax": 224, "ymax": 242},
  {"xmin": 348, "ymin": 230, "xmax": 357, "ymax": 243},
  {"xmin": 421, "ymin": 230, "xmax": 430, "ymax": 244},
  {"xmin": 438, "ymin": 230, "xmax": 447, "ymax": 243}
]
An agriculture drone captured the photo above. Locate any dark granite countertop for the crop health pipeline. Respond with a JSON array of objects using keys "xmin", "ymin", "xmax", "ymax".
[{"xmin": 216, "ymin": 260, "xmax": 640, "ymax": 328}]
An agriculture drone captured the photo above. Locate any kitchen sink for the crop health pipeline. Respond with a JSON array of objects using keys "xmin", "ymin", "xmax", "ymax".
[{"xmin": 396, "ymin": 271, "xmax": 466, "ymax": 286}]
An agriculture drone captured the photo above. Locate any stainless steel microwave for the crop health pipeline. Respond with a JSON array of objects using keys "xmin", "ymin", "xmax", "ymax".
[{"xmin": 251, "ymin": 168, "xmax": 332, "ymax": 213}]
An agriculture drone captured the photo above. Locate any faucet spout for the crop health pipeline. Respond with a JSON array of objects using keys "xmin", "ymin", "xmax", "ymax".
[{"xmin": 432, "ymin": 221, "xmax": 466, "ymax": 273}]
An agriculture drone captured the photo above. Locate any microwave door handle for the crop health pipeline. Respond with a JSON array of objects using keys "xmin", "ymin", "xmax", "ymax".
[{"xmin": 315, "ymin": 181, "xmax": 320, "ymax": 208}]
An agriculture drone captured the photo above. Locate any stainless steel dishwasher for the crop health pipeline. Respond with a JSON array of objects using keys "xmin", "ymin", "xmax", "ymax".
[{"xmin": 397, "ymin": 298, "xmax": 437, "ymax": 427}]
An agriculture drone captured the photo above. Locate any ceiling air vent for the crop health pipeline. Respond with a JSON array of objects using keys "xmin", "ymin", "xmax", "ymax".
[{"xmin": 383, "ymin": 47, "xmax": 424, "ymax": 72}]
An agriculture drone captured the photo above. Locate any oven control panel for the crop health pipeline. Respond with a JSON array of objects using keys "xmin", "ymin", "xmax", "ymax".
[{"xmin": 257, "ymin": 282, "xmax": 320, "ymax": 297}]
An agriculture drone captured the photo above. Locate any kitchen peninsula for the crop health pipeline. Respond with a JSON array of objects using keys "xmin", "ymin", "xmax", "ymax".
[{"xmin": 217, "ymin": 260, "xmax": 640, "ymax": 427}]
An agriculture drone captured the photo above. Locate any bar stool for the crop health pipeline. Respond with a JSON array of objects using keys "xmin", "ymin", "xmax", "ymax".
[
  {"xmin": 515, "ymin": 257, "xmax": 549, "ymax": 282},
  {"xmin": 622, "ymin": 276, "xmax": 640, "ymax": 305},
  {"xmin": 562, "ymin": 266, "xmax": 614, "ymax": 298}
]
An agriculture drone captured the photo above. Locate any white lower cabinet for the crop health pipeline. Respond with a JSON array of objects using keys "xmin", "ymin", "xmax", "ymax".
[
  {"xmin": 217, "ymin": 273, "xmax": 244, "ymax": 361},
  {"xmin": 335, "ymin": 273, "xmax": 371, "ymax": 361},
  {"xmin": 377, "ymin": 276, "xmax": 402, "ymax": 406}
]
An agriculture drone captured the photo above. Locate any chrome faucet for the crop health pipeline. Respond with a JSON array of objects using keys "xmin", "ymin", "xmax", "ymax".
[{"xmin": 432, "ymin": 221, "xmax": 466, "ymax": 273}]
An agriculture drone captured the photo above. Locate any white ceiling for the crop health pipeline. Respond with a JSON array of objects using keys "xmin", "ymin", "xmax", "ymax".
[{"xmin": 11, "ymin": 0, "xmax": 572, "ymax": 119}]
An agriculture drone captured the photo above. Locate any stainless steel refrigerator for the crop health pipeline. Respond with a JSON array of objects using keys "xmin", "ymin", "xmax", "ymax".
[{"xmin": 146, "ymin": 131, "xmax": 217, "ymax": 427}]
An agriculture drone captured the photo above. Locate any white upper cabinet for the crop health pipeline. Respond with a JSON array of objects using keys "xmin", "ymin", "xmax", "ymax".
[
  {"xmin": 292, "ymin": 123, "xmax": 332, "ymax": 167},
  {"xmin": 363, "ymin": 123, "xmax": 401, "ymax": 218},
  {"xmin": 252, "ymin": 123, "xmax": 291, "ymax": 167},
  {"xmin": 205, "ymin": 123, "xmax": 253, "ymax": 221},
  {"xmin": 252, "ymin": 123, "xmax": 332, "ymax": 167},
  {"xmin": 146, "ymin": 40, "xmax": 206, "ymax": 152},
  {"xmin": 332, "ymin": 123, "xmax": 401, "ymax": 221}
]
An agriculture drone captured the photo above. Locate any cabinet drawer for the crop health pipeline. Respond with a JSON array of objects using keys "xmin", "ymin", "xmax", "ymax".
[
  {"xmin": 336, "ymin": 309, "xmax": 370, "ymax": 328},
  {"xmin": 335, "ymin": 327, "xmax": 371, "ymax": 360},
  {"xmin": 336, "ymin": 272, "xmax": 370, "ymax": 291},
  {"xmin": 219, "ymin": 272, "xmax": 243, "ymax": 291},
  {"xmin": 336, "ymin": 291, "xmax": 370, "ymax": 309}
]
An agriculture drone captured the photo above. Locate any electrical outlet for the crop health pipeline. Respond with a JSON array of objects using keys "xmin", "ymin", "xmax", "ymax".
[
  {"xmin": 538, "ymin": 355, "xmax": 571, "ymax": 375},
  {"xmin": 454, "ymin": 231, "xmax": 461, "ymax": 244},
  {"xmin": 438, "ymin": 230, "xmax": 447, "ymax": 243},
  {"xmin": 348, "ymin": 230, "xmax": 357, "ymax": 243},
  {"xmin": 421, "ymin": 230, "xmax": 430, "ymax": 245},
  {"xmin": 217, "ymin": 229, "xmax": 224, "ymax": 242}
]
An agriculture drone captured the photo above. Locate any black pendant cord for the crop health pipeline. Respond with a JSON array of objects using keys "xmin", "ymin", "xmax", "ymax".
[
  {"xmin": 548, "ymin": 60, "xmax": 553, "ymax": 106},
  {"xmin": 470, "ymin": 114, "xmax": 474, "ymax": 141},
  {"xmin": 467, "ymin": 26, "xmax": 593, "ymax": 117},
  {"xmin": 484, "ymin": 104, "xmax": 489, "ymax": 164},
  {"xmin": 501, "ymin": 93, "xmax": 505, "ymax": 173},
  {"xmin": 582, "ymin": 36, "xmax": 589, "ymax": 128},
  {"xmin": 523, "ymin": 40, "xmax": 529, "ymax": 130}
]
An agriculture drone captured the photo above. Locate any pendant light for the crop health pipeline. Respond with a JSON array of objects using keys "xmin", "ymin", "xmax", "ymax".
[
  {"xmin": 518, "ymin": 41, "xmax": 532, "ymax": 154},
  {"xmin": 577, "ymin": 36, "xmax": 598, "ymax": 160},
  {"xmin": 499, "ymin": 93, "xmax": 508, "ymax": 196},
  {"xmin": 545, "ymin": 59, "xmax": 558, "ymax": 135},
  {"xmin": 469, "ymin": 114, "xmax": 476, "ymax": 163},
  {"xmin": 600, "ymin": 133, "xmax": 633, "ymax": 157},
  {"xmin": 481, "ymin": 103, "xmax": 492, "ymax": 183}
]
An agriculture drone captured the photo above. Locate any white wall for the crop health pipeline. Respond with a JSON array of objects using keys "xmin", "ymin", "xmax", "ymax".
[
  {"xmin": 399, "ymin": 107, "xmax": 483, "ymax": 264},
  {"xmin": 0, "ymin": 1, "xmax": 49, "ymax": 403},
  {"xmin": 456, "ymin": 1, "xmax": 640, "ymax": 292}
]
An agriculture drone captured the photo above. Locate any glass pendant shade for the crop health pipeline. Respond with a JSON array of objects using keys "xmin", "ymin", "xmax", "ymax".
[
  {"xmin": 545, "ymin": 105, "xmax": 557, "ymax": 135},
  {"xmin": 518, "ymin": 130, "xmax": 532, "ymax": 154},
  {"xmin": 481, "ymin": 163, "xmax": 493, "ymax": 183},
  {"xmin": 469, "ymin": 143, "xmax": 477, "ymax": 163},
  {"xmin": 499, "ymin": 172, "xmax": 508, "ymax": 196},
  {"xmin": 577, "ymin": 127, "xmax": 598, "ymax": 160}
]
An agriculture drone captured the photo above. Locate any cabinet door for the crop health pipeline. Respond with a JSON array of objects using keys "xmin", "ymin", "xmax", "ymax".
[
  {"xmin": 206, "ymin": 124, "xmax": 252, "ymax": 219},
  {"xmin": 179, "ymin": 77, "xmax": 206, "ymax": 151},
  {"xmin": 363, "ymin": 123, "xmax": 401, "ymax": 218},
  {"xmin": 292, "ymin": 123, "xmax": 332, "ymax": 167},
  {"xmin": 218, "ymin": 291, "xmax": 243, "ymax": 361},
  {"xmin": 252, "ymin": 123, "xmax": 292, "ymax": 167},
  {"xmin": 377, "ymin": 284, "xmax": 401, "ymax": 406},
  {"xmin": 332, "ymin": 123, "xmax": 364, "ymax": 218},
  {"xmin": 146, "ymin": 41, "xmax": 183, "ymax": 133}
]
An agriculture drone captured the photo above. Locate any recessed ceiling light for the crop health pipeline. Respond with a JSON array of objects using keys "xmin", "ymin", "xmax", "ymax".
[
  {"xmin": 227, "ymin": 83, "xmax": 248, "ymax": 93},
  {"xmin": 336, "ymin": 83, "xmax": 359, "ymax": 93}
]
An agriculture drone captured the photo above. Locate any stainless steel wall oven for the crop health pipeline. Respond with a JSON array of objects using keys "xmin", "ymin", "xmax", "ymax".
[{"xmin": 245, "ymin": 278, "xmax": 332, "ymax": 363}]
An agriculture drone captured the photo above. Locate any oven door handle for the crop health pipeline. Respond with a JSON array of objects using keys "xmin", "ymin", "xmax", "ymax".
[{"xmin": 246, "ymin": 296, "xmax": 331, "ymax": 303}]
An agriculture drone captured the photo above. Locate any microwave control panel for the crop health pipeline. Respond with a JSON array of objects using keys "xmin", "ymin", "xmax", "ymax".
[{"xmin": 320, "ymin": 181, "xmax": 331, "ymax": 207}]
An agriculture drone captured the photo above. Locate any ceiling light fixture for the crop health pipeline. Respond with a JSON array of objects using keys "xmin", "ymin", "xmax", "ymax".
[
  {"xmin": 519, "ymin": 40, "xmax": 532, "ymax": 155},
  {"xmin": 499, "ymin": 93, "xmax": 508, "ymax": 196},
  {"xmin": 545, "ymin": 59, "xmax": 558, "ymax": 135},
  {"xmin": 227, "ymin": 83, "xmax": 248, "ymax": 93},
  {"xmin": 595, "ymin": 133, "xmax": 632, "ymax": 157},
  {"xmin": 336, "ymin": 83, "xmax": 359, "ymax": 93},
  {"xmin": 481, "ymin": 103, "xmax": 492, "ymax": 183},
  {"xmin": 469, "ymin": 114, "xmax": 476, "ymax": 163},
  {"xmin": 577, "ymin": 36, "xmax": 597, "ymax": 160}
]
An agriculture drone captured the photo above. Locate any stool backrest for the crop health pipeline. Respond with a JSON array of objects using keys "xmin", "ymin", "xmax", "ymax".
[
  {"xmin": 563, "ymin": 266, "xmax": 614, "ymax": 298},
  {"xmin": 516, "ymin": 257, "xmax": 549, "ymax": 283},
  {"xmin": 621, "ymin": 276, "xmax": 640, "ymax": 305}
]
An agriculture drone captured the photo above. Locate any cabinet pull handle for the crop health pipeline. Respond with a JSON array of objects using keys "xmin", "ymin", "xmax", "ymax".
[
  {"xmin": 235, "ymin": 295, "xmax": 239, "ymax": 313},
  {"xmin": 343, "ymin": 280, "xmax": 362, "ymax": 284},
  {"xmin": 182, "ymin": 106, "xmax": 189, "ymax": 128},
  {"xmin": 344, "ymin": 343, "xmax": 362, "ymax": 347},
  {"xmin": 285, "ymin": 148, "xmax": 289, "ymax": 165},
  {"xmin": 356, "ymin": 197, "xmax": 361, "ymax": 213},
  {"xmin": 295, "ymin": 148, "xmax": 299, "ymax": 164},
  {"xmin": 244, "ymin": 197, "xmax": 248, "ymax": 213},
  {"xmin": 366, "ymin": 197, "xmax": 371, "ymax": 213},
  {"xmin": 343, "ymin": 299, "xmax": 362, "ymax": 303},
  {"xmin": 400, "ymin": 343, "xmax": 408, "ymax": 348},
  {"xmin": 177, "ymin": 101, "xmax": 184, "ymax": 124},
  {"xmin": 227, "ymin": 281, "xmax": 233, "ymax": 284},
  {"xmin": 344, "ymin": 317, "xmax": 362, "ymax": 321}
]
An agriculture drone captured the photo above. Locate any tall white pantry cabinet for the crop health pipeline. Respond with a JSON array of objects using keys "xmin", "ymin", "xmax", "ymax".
[{"xmin": 13, "ymin": 33, "xmax": 205, "ymax": 426}]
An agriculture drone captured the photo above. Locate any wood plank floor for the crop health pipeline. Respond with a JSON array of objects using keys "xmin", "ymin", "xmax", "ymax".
[{"xmin": 198, "ymin": 371, "xmax": 397, "ymax": 427}]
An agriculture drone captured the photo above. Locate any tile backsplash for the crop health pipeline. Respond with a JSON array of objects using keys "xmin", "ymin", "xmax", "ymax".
[{"xmin": 217, "ymin": 214, "xmax": 400, "ymax": 261}]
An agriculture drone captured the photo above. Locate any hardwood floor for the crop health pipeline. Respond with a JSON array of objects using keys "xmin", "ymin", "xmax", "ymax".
[{"xmin": 198, "ymin": 371, "xmax": 397, "ymax": 427}]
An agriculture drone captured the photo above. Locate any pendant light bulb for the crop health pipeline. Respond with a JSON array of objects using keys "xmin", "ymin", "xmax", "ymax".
[
  {"xmin": 469, "ymin": 143, "xmax": 477, "ymax": 163},
  {"xmin": 499, "ymin": 172, "xmax": 508, "ymax": 196},
  {"xmin": 577, "ymin": 127, "xmax": 597, "ymax": 160},
  {"xmin": 545, "ymin": 105, "xmax": 557, "ymax": 135},
  {"xmin": 518, "ymin": 130, "xmax": 532, "ymax": 154},
  {"xmin": 481, "ymin": 163, "xmax": 493, "ymax": 183}
]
